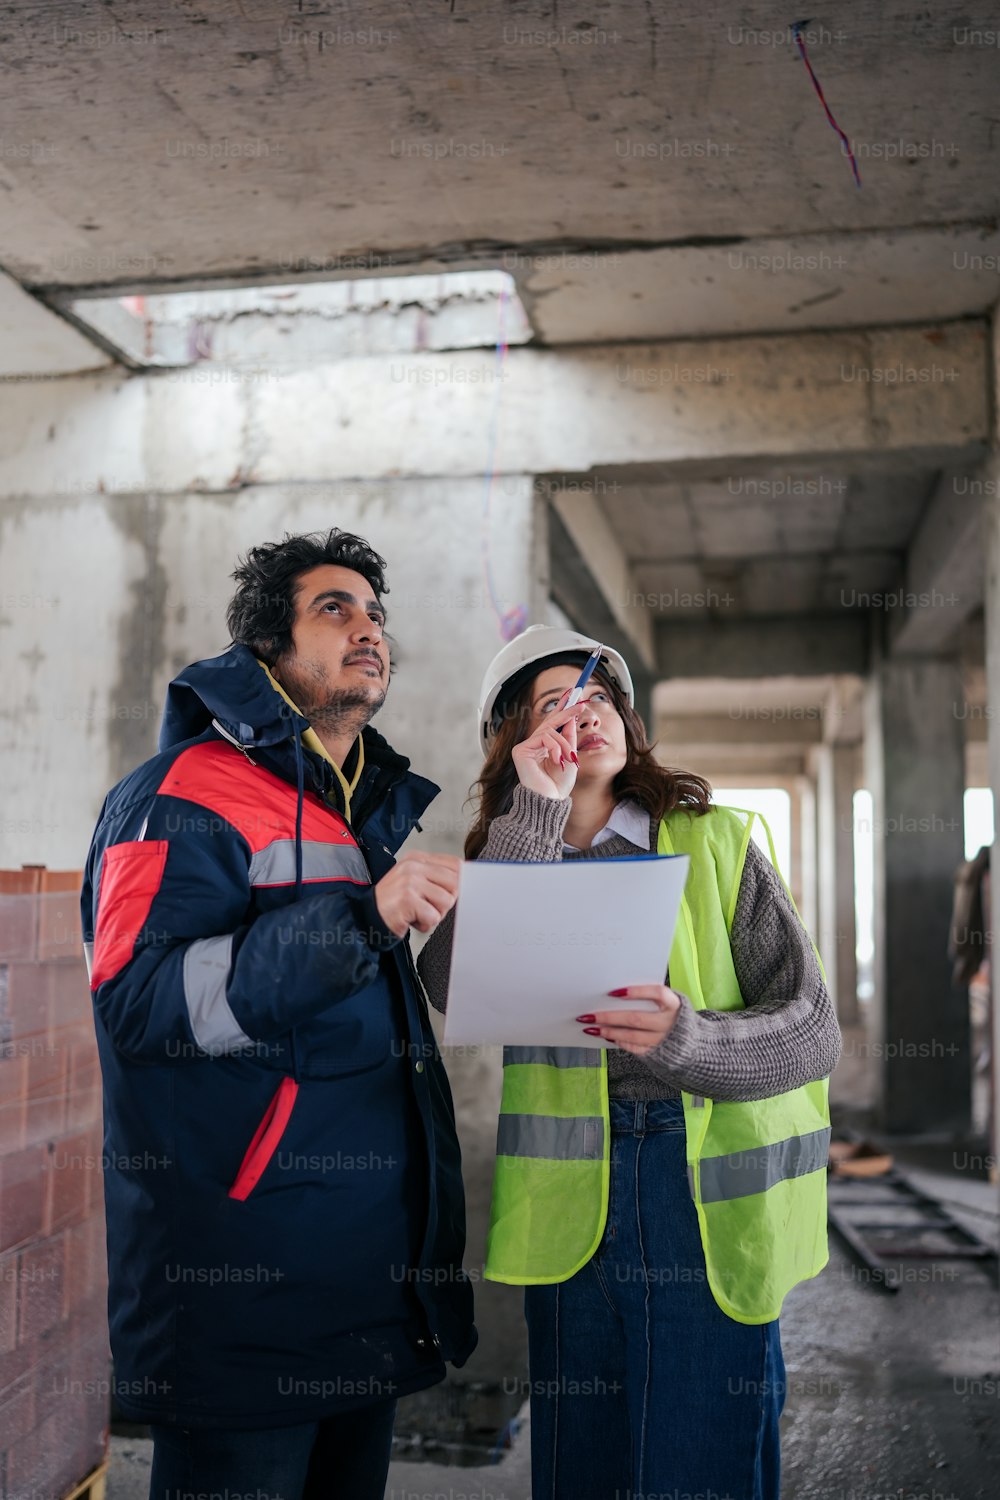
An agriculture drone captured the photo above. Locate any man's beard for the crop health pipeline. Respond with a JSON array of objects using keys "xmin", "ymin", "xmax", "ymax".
[
  {"xmin": 306, "ymin": 685, "xmax": 386, "ymax": 737},
  {"xmin": 276, "ymin": 656, "xmax": 386, "ymax": 736}
]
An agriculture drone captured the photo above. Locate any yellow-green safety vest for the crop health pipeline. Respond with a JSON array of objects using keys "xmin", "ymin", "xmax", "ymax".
[{"xmin": 483, "ymin": 803, "xmax": 832, "ymax": 1324}]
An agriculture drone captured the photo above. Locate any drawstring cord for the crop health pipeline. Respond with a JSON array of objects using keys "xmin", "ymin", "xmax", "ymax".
[
  {"xmin": 292, "ymin": 717, "xmax": 305, "ymax": 902},
  {"xmin": 289, "ymin": 717, "xmax": 305, "ymax": 1084}
]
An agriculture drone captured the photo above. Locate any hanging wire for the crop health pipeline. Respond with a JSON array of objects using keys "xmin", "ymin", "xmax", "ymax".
[
  {"xmin": 792, "ymin": 20, "xmax": 862, "ymax": 188},
  {"xmin": 481, "ymin": 284, "xmax": 529, "ymax": 641}
]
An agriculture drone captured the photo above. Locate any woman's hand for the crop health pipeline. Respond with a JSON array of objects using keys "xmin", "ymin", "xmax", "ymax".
[
  {"xmin": 511, "ymin": 700, "xmax": 588, "ymax": 801},
  {"xmin": 576, "ymin": 985, "xmax": 682, "ymax": 1055}
]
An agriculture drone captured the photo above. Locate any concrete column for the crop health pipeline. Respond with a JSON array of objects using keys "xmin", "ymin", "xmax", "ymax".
[
  {"xmin": 982, "ymin": 301, "xmax": 1000, "ymax": 1201},
  {"xmin": 863, "ymin": 658, "xmax": 887, "ymax": 1049},
  {"xmin": 787, "ymin": 776, "xmax": 804, "ymax": 915},
  {"xmin": 816, "ymin": 744, "xmax": 860, "ymax": 1023},
  {"xmin": 815, "ymin": 747, "xmax": 837, "ymax": 997},
  {"xmin": 633, "ymin": 672, "xmax": 654, "ymax": 735},
  {"xmin": 865, "ymin": 632, "xmax": 970, "ymax": 1135},
  {"xmin": 835, "ymin": 745, "xmax": 860, "ymax": 1026},
  {"xmin": 791, "ymin": 773, "xmax": 819, "ymax": 938}
]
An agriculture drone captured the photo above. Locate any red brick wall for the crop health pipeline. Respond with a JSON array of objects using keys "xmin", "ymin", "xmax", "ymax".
[{"xmin": 0, "ymin": 868, "xmax": 109, "ymax": 1496}]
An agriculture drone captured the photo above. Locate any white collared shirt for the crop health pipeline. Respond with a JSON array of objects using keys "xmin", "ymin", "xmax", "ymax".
[{"xmin": 562, "ymin": 798, "xmax": 651, "ymax": 854}]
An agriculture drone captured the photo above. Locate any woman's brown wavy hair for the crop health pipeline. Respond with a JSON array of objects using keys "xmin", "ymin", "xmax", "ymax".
[{"xmin": 464, "ymin": 664, "xmax": 713, "ymax": 859}]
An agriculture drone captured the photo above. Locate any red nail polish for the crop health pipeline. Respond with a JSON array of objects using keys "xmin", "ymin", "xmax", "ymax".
[
  {"xmin": 575, "ymin": 1014, "xmax": 595, "ymax": 1023},
  {"xmin": 582, "ymin": 1026, "xmax": 602, "ymax": 1036},
  {"xmin": 571, "ymin": 753, "xmax": 580, "ymax": 766},
  {"xmin": 608, "ymin": 988, "xmax": 629, "ymax": 997}
]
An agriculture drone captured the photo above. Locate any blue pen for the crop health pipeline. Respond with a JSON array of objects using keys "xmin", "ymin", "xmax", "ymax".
[{"xmin": 560, "ymin": 645, "xmax": 603, "ymax": 712}]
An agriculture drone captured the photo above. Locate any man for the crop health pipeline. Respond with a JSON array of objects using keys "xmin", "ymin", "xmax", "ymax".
[{"xmin": 81, "ymin": 528, "xmax": 476, "ymax": 1498}]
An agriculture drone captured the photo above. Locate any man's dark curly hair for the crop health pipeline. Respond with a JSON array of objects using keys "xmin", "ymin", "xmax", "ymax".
[{"xmin": 226, "ymin": 528, "xmax": 389, "ymax": 666}]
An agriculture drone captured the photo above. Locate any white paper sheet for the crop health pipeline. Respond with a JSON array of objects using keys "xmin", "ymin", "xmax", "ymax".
[{"xmin": 442, "ymin": 854, "xmax": 690, "ymax": 1048}]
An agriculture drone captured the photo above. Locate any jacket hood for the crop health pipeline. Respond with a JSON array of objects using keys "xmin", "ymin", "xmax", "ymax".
[
  {"xmin": 159, "ymin": 643, "xmax": 305, "ymax": 752},
  {"xmin": 157, "ymin": 643, "xmax": 439, "ymax": 839}
]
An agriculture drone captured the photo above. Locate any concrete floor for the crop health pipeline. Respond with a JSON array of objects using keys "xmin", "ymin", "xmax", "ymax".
[
  {"xmin": 777, "ymin": 1147, "xmax": 999, "ymax": 1500},
  {"xmin": 107, "ymin": 1425, "xmax": 535, "ymax": 1500},
  {"xmin": 105, "ymin": 1144, "xmax": 999, "ymax": 1500}
]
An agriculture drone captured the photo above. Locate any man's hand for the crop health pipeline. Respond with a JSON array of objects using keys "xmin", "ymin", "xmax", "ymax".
[{"xmin": 373, "ymin": 852, "xmax": 462, "ymax": 937}]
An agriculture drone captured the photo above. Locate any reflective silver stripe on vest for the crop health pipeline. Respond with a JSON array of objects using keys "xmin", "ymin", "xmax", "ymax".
[
  {"xmin": 83, "ymin": 941, "xmax": 94, "ymax": 982},
  {"xmin": 183, "ymin": 934, "xmax": 252, "ymax": 1054},
  {"xmin": 249, "ymin": 839, "xmax": 369, "ymax": 888},
  {"xmin": 503, "ymin": 1046, "xmax": 602, "ymax": 1069},
  {"xmin": 690, "ymin": 1127, "xmax": 832, "ymax": 1204},
  {"xmin": 496, "ymin": 1113, "xmax": 605, "ymax": 1161}
]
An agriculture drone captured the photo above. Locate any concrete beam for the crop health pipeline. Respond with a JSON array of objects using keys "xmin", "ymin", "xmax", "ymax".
[
  {"xmin": 35, "ymin": 225, "xmax": 1000, "ymax": 341},
  {"xmin": 662, "ymin": 749, "xmax": 812, "ymax": 779},
  {"xmin": 656, "ymin": 747, "xmax": 815, "ymax": 780},
  {"xmin": 548, "ymin": 490, "xmax": 654, "ymax": 670},
  {"xmin": 654, "ymin": 712, "xmax": 823, "ymax": 746},
  {"xmin": 822, "ymin": 675, "xmax": 865, "ymax": 745},
  {"xmin": 0, "ymin": 267, "xmax": 111, "ymax": 378},
  {"xmin": 888, "ymin": 465, "xmax": 987, "ymax": 655},
  {"xmin": 657, "ymin": 617, "xmax": 869, "ymax": 679},
  {"xmin": 0, "ymin": 321, "xmax": 988, "ymax": 497},
  {"xmin": 547, "ymin": 504, "xmax": 654, "ymax": 719},
  {"xmin": 520, "ymin": 225, "xmax": 1000, "ymax": 345}
]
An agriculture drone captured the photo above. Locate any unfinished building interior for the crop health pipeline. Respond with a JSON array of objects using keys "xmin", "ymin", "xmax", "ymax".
[{"xmin": 0, "ymin": 4, "xmax": 998, "ymax": 1498}]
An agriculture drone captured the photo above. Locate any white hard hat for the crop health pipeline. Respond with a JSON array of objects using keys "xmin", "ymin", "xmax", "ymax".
[{"xmin": 477, "ymin": 624, "xmax": 634, "ymax": 755}]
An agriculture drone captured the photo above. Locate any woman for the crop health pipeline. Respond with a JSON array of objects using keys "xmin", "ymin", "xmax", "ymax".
[{"xmin": 418, "ymin": 624, "xmax": 842, "ymax": 1500}]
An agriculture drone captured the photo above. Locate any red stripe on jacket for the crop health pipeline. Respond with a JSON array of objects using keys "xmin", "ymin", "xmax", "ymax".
[
  {"xmin": 156, "ymin": 740, "xmax": 358, "ymax": 853},
  {"xmin": 91, "ymin": 840, "xmax": 169, "ymax": 990}
]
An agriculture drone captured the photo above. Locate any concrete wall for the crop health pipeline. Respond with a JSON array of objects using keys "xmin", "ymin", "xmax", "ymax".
[{"xmin": 0, "ymin": 479, "xmax": 543, "ymax": 866}]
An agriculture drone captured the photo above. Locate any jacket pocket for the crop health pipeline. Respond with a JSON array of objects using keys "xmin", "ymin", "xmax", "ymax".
[
  {"xmin": 228, "ymin": 1076, "xmax": 299, "ymax": 1201},
  {"xmin": 295, "ymin": 996, "xmax": 390, "ymax": 1078}
]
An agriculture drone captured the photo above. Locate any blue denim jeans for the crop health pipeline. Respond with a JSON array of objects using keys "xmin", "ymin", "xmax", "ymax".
[
  {"xmin": 148, "ymin": 1397, "xmax": 397, "ymax": 1500},
  {"xmin": 524, "ymin": 1098, "xmax": 785, "ymax": 1500}
]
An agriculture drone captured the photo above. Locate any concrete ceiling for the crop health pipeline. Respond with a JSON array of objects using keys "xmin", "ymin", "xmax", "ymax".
[
  {"xmin": 600, "ymin": 460, "xmax": 936, "ymax": 619},
  {"xmin": 1, "ymin": 0, "xmax": 998, "ymax": 350},
  {"xmin": 542, "ymin": 442, "xmax": 986, "ymax": 655},
  {"xmin": 0, "ymin": 0, "xmax": 996, "ymax": 716}
]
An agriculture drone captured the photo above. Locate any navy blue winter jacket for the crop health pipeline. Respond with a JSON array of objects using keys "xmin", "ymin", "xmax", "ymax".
[{"xmin": 80, "ymin": 644, "xmax": 476, "ymax": 1428}]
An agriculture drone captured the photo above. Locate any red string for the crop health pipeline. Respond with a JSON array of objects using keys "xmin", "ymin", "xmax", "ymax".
[{"xmin": 793, "ymin": 23, "xmax": 861, "ymax": 188}]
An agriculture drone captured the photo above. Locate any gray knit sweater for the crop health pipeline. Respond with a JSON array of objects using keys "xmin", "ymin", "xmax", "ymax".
[{"xmin": 416, "ymin": 785, "xmax": 842, "ymax": 1103}]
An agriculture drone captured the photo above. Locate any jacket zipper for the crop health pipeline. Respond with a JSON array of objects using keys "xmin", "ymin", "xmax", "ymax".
[
  {"xmin": 211, "ymin": 717, "xmax": 259, "ymax": 765},
  {"xmin": 364, "ymin": 833, "xmax": 443, "ymax": 1356}
]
